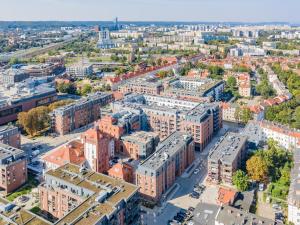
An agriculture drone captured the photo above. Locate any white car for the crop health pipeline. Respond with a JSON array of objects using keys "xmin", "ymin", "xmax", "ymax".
[{"xmin": 194, "ymin": 169, "xmax": 200, "ymax": 174}]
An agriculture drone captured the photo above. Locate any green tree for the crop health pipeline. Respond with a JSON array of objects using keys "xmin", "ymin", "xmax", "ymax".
[
  {"xmin": 235, "ymin": 107, "xmax": 253, "ymax": 124},
  {"xmin": 8, "ymin": 57, "xmax": 20, "ymax": 65},
  {"xmin": 233, "ymin": 170, "xmax": 249, "ymax": 191},
  {"xmin": 227, "ymin": 76, "xmax": 237, "ymax": 89},
  {"xmin": 80, "ymin": 84, "xmax": 92, "ymax": 96}
]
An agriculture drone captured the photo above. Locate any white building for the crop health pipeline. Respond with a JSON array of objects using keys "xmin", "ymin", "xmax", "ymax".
[
  {"xmin": 66, "ymin": 63, "xmax": 93, "ymax": 78},
  {"xmin": 288, "ymin": 148, "xmax": 300, "ymax": 225},
  {"xmin": 97, "ymin": 28, "xmax": 116, "ymax": 49}
]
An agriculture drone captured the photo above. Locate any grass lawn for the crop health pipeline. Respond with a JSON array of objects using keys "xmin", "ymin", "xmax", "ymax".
[
  {"xmin": 6, "ymin": 174, "xmax": 39, "ymax": 202},
  {"xmin": 30, "ymin": 206, "xmax": 41, "ymax": 214}
]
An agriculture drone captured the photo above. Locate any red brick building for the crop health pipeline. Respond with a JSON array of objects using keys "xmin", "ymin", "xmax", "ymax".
[
  {"xmin": 52, "ymin": 92, "xmax": 113, "ymax": 135},
  {"xmin": 0, "ymin": 143, "xmax": 27, "ymax": 194},
  {"xmin": 121, "ymin": 131, "xmax": 159, "ymax": 160},
  {"xmin": 81, "ymin": 127, "xmax": 115, "ymax": 173},
  {"xmin": 108, "ymin": 162, "xmax": 135, "ymax": 183},
  {"xmin": 136, "ymin": 132, "xmax": 195, "ymax": 202},
  {"xmin": 0, "ymin": 125, "xmax": 21, "ymax": 149}
]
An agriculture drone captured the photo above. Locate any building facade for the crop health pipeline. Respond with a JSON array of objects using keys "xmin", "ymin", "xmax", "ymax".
[
  {"xmin": 136, "ymin": 132, "xmax": 194, "ymax": 202},
  {"xmin": 207, "ymin": 132, "xmax": 247, "ymax": 184},
  {"xmin": 39, "ymin": 164, "xmax": 140, "ymax": 224},
  {"xmin": 0, "ymin": 125, "xmax": 21, "ymax": 149},
  {"xmin": 121, "ymin": 131, "xmax": 159, "ymax": 160},
  {"xmin": 0, "ymin": 143, "xmax": 27, "ymax": 193},
  {"xmin": 51, "ymin": 92, "xmax": 113, "ymax": 135}
]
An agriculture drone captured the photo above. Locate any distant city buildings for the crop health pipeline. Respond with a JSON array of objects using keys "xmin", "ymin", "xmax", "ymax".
[
  {"xmin": 232, "ymin": 29, "xmax": 261, "ymax": 38},
  {"xmin": 97, "ymin": 28, "xmax": 116, "ymax": 49}
]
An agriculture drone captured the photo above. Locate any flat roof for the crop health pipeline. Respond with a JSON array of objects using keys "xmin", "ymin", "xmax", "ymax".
[
  {"xmin": 43, "ymin": 163, "xmax": 139, "ymax": 225},
  {"xmin": 137, "ymin": 132, "xmax": 192, "ymax": 172},
  {"xmin": 0, "ymin": 143, "xmax": 25, "ymax": 163},
  {"xmin": 121, "ymin": 131, "xmax": 159, "ymax": 144},
  {"xmin": 208, "ymin": 132, "xmax": 247, "ymax": 164}
]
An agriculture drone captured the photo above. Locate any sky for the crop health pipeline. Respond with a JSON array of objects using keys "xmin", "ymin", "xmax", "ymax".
[{"xmin": 0, "ymin": 0, "xmax": 299, "ymax": 23}]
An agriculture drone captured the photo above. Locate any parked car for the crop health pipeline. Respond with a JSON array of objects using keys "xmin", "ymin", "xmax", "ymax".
[
  {"xmin": 188, "ymin": 207, "xmax": 195, "ymax": 212},
  {"xmin": 259, "ymin": 183, "xmax": 264, "ymax": 191},
  {"xmin": 194, "ymin": 169, "xmax": 200, "ymax": 174}
]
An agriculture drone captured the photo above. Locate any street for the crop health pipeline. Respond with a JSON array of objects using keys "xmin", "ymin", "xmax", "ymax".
[{"xmin": 141, "ymin": 124, "xmax": 239, "ymax": 225}]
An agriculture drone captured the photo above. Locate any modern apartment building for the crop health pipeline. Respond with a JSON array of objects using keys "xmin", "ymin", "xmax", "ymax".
[
  {"xmin": 207, "ymin": 132, "xmax": 247, "ymax": 184},
  {"xmin": 0, "ymin": 124, "xmax": 21, "ymax": 148},
  {"xmin": 66, "ymin": 63, "xmax": 93, "ymax": 78},
  {"xmin": 98, "ymin": 110, "xmax": 148, "ymax": 153},
  {"xmin": 112, "ymin": 94, "xmax": 222, "ymax": 151},
  {"xmin": 21, "ymin": 63, "xmax": 64, "ymax": 77},
  {"xmin": 136, "ymin": 132, "xmax": 194, "ymax": 202},
  {"xmin": 51, "ymin": 92, "xmax": 113, "ymax": 135},
  {"xmin": 117, "ymin": 77, "xmax": 164, "ymax": 95},
  {"xmin": 0, "ymin": 77, "xmax": 57, "ymax": 125},
  {"xmin": 165, "ymin": 77, "xmax": 225, "ymax": 101},
  {"xmin": 39, "ymin": 164, "xmax": 140, "ymax": 224},
  {"xmin": 0, "ymin": 68, "xmax": 29, "ymax": 85},
  {"xmin": 121, "ymin": 131, "xmax": 159, "ymax": 160},
  {"xmin": 0, "ymin": 143, "xmax": 27, "ymax": 193}
]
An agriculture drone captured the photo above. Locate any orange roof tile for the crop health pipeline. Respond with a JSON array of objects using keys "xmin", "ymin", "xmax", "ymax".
[
  {"xmin": 43, "ymin": 140, "xmax": 85, "ymax": 167},
  {"xmin": 217, "ymin": 187, "xmax": 237, "ymax": 205}
]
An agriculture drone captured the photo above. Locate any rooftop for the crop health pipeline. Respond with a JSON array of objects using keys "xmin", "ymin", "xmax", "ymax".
[
  {"xmin": 208, "ymin": 132, "xmax": 247, "ymax": 164},
  {"xmin": 216, "ymin": 205, "xmax": 274, "ymax": 225},
  {"xmin": 0, "ymin": 143, "xmax": 25, "ymax": 165},
  {"xmin": 53, "ymin": 92, "xmax": 112, "ymax": 115},
  {"xmin": 121, "ymin": 131, "xmax": 159, "ymax": 144},
  {"xmin": 42, "ymin": 139, "xmax": 85, "ymax": 167},
  {"xmin": 137, "ymin": 132, "xmax": 193, "ymax": 172},
  {"xmin": 43, "ymin": 163, "xmax": 139, "ymax": 225}
]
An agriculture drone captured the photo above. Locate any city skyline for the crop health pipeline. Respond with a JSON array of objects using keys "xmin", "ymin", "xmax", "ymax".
[{"xmin": 0, "ymin": 0, "xmax": 299, "ymax": 23}]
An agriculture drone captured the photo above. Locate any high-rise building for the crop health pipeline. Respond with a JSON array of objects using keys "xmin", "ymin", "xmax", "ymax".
[{"xmin": 97, "ymin": 27, "xmax": 116, "ymax": 49}]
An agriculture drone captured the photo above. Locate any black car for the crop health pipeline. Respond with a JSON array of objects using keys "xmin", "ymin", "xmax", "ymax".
[{"xmin": 188, "ymin": 207, "xmax": 195, "ymax": 212}]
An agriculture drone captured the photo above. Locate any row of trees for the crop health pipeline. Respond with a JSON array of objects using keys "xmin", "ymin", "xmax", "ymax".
[
  {"xmin": 264, "ymin": 63, "xmax": 300, "ymax": 129},
  {"xmin": 18, "ymin": 100, "xmax": 74, "ymax": 137},
  {"xmin": 255, "ymin": 68, "xmax": 275, "ymax": 99},
  {"xmin": 233, "ymin": 140, "xmax": 292, "ymax": 201},
  {"xmin": 57, "ymin": 82, "xmax": 100, "ymax": 96}
]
